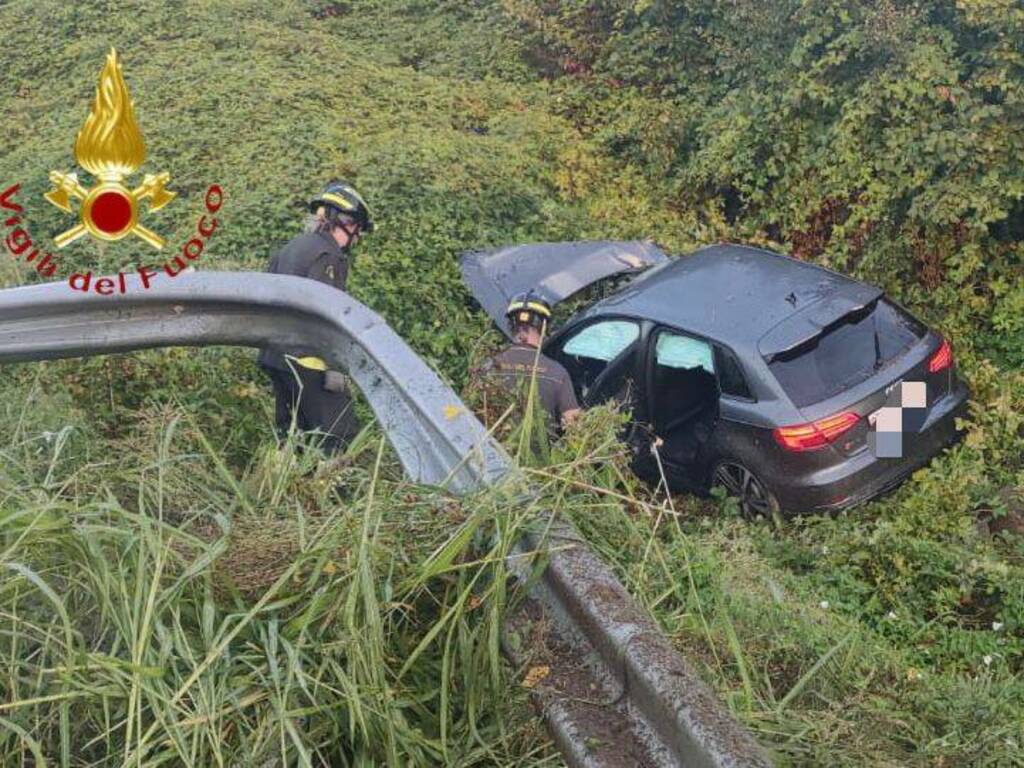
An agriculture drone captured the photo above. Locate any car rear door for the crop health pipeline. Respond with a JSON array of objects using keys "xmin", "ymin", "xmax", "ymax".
[{"xmin": 641, "ymin": 327, "xmax": 722, "ymax": 486}]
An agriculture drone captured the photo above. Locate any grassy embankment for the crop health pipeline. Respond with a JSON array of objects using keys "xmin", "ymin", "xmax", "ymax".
[
  {"xmin": 1, "ymin": 1, "xmax": 573, "ymax": 764},
  {"xmin": 1, "ymin": 1, "xmax": 1022, "ymax": 766}
]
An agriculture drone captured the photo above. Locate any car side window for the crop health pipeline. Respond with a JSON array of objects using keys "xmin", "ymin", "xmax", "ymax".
[
  {"xmin": 655, "ymin": 333, "xmax": 715, "ymax": 373},
  {"xmin": 714, "ymin": 345, "xmax": 753, "ymax": 400},
  {"xmin": 651, "ymin": 330, "xmax": 718, "ymax": 430},
  {"xmin": 556, "ymin": 319, "xmax": 640, "ymax": 397}
]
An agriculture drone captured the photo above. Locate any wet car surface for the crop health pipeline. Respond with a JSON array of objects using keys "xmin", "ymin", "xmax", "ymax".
[{"xmin": 461, "ymin": 241, "xmax": 969, "ymax": 515}]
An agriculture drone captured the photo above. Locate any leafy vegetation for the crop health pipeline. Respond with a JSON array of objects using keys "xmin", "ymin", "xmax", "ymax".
[
  {"xmin": 1, "ymin": 0, "xmax": 1021, "ymax": 766},
  {"xmin": 504, "ymin": 0, "xmax": 1024, "ymax": 370},
  {"xmin": 544, "ymin": 405, "xmax": 1023, "ymax": 766}
]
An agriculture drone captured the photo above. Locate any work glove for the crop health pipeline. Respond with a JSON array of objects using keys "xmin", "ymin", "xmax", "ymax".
[{"xmin": 323, "ymin": 370, "xmax": 347, "ymax": 393}]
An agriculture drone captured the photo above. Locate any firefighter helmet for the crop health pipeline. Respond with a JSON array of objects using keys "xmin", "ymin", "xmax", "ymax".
[
  {"xmin": 505, "ymin": 291, "xmax": 552, "ymax": 331},
  {"xmin": 309, "ymin": 180, "xmax": 374, "ymax": 233}
]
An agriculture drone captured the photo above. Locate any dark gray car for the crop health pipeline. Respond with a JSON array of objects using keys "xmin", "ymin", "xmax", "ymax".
[{"xmin": 461, "ymin": 241, "xmax": 969, "ymax": 515}]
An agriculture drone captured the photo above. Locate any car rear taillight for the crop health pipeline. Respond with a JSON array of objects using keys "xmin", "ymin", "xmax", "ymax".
[
  {"xmin": 928, "ymin": 337, "xmax": 952, "ymax": 373},
  {"xmin": 773, "ymin": 411, "xmax": 860, "ymax": 452}
]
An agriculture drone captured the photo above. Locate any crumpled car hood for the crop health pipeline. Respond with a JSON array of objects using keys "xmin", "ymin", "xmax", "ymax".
[{"xmin": 459, "ymin": 240, "xmax": 669, "ymax": 336}]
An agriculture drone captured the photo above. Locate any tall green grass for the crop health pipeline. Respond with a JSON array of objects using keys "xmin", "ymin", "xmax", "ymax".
[
  {"xmin": 5, "ymin": 357, "xmax": 1021, "ymax": 766},
  {"xmin": 0, "ymin": 383, "xmax": 562, "ymax": 766}
]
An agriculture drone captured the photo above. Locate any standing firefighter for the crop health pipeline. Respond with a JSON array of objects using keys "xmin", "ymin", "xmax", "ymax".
[
  {"xmin": 485, "ymin": 291, "xmax": 581, "ymax": 430},
  {"xmin": 257, "ymin": 180, "xmax": 374, "ymax": 454}
]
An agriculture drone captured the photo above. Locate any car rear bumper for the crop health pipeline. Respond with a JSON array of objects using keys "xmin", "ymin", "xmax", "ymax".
[{"xmin": 775, "ymin": 380, "xmax": 970, "ymax": 514}]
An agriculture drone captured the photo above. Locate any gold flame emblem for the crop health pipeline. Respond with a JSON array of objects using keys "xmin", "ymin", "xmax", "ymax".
[{"xmin": 45, "ymin": 48, "xmax": 175, "ymax": 249}]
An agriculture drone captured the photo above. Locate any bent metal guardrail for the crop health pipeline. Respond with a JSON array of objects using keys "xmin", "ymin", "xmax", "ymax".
[
  {"xmin": 0, "ymin": 271, "xmax": 509, "ymax": 493},
  {"xmin": 0, "ymin": 272, "xmax": 771, "ymax": 768}
]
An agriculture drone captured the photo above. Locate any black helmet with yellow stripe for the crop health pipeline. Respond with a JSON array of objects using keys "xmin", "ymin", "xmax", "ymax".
[
  {"xmin": 310, "ymin": 180, "xmax": 374, "ymax": 233},
  {"xmin": 505, "ymin": 291, "xmax": 552, "ymax": 332}
]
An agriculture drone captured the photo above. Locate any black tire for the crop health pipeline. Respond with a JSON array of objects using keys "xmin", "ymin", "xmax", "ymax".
[{"xmin": 711, "ymin": 460, "xmax": 780, "ymax": 519}]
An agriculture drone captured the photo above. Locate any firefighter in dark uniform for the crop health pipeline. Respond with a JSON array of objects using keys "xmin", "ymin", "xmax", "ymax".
[
  {"xmin": 486, "ymin": 292, "xmax": 581, "ymax": 429},
  {"xmin": 257, "ymin": 180, "xmax": 374, "ymax": 454}
]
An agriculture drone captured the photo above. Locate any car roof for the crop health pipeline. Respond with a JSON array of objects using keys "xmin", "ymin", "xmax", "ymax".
[{"xmin": 577, "ymin": 243, "xmax": 862, "ymax": 354}]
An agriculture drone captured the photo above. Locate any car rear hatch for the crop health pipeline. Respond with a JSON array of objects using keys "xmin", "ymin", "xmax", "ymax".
[
  {"xmin": 761, "ymin": 289, "xmax": 953, "ymax": 457},
  {"xmin": 459, "ymin": 240, "xmax": 669, "ymax": 337}
]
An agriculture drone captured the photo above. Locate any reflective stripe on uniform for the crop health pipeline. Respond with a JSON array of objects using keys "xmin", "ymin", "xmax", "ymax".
[{"xmin": 295, "ymin": 356, "xmax": 327, "ymax": 371}]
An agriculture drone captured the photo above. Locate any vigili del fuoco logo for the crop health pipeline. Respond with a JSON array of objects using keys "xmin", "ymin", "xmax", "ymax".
[
  {"xmin": 46, "ymin": 48, "xmax": 177, "ymax": 249},
  {"xmin": 1, "ymin": 48, "xmax": 223, "ymax": 294}
]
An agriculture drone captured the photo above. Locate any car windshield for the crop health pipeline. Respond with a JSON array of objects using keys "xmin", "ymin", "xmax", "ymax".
[{"xmin": 767, "ymin": 298, "xmax": 926, "ymax": 407}]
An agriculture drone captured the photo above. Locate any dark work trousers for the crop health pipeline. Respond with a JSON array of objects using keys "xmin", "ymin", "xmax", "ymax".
[{"xmin": 264, "ymin": 365, "xmax": 358, "ymax": 455}]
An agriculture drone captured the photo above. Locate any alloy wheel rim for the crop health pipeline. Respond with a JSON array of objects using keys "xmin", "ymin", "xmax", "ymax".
[{"xmin": 713, "ymin": 462, "xmax": 773, "ymax": 518}]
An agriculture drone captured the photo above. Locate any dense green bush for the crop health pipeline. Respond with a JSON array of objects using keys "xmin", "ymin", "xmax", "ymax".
[{"xmin": 507, "ymin": 0, "xmax": 1024, "ymax": 369}]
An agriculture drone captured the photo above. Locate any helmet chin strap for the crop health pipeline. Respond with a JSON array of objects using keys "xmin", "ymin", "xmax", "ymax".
[{"xmin": 341, "ymin": 222, "xmax": 361, "ymax": 247}]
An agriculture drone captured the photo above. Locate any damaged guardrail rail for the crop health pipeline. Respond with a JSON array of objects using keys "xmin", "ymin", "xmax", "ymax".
[{"xmin": 0, "ymin": 272, "xmax": 771, "ymax": 768}]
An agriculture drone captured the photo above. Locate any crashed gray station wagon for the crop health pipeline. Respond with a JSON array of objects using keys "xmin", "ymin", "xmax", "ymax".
[{"xmin": 461, "ymin": 241, "xmax": 970, "ymax": 516}]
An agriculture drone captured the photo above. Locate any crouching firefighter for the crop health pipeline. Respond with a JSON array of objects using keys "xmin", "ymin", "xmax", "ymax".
[
  {"xmin": 256, "ymin": 180, "xmax": 374, "ymax": 454},
  {"xmin": 483, "ymin": 291, "xmax": 581, "ymax": 431}
]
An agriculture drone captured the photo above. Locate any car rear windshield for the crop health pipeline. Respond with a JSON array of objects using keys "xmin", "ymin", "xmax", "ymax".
[{"xmin": 767, "ymin": 298, "xmax": 926, "ymax": 407}]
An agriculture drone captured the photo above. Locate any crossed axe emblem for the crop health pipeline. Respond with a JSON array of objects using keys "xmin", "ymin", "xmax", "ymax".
[{"xmin": 45, "ymin": 171, "xmax": 176, "ymax": 249}]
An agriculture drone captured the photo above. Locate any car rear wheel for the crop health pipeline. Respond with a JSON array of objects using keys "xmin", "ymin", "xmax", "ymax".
[{"xmin": 711, "ymin": 461, "xmax": 780, "ymax": 519}]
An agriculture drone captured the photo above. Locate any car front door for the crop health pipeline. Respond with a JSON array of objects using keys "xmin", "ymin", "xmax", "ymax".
[{"xmin": 546, "ymin": 317, "xmax": 643, "ymax": 410}]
